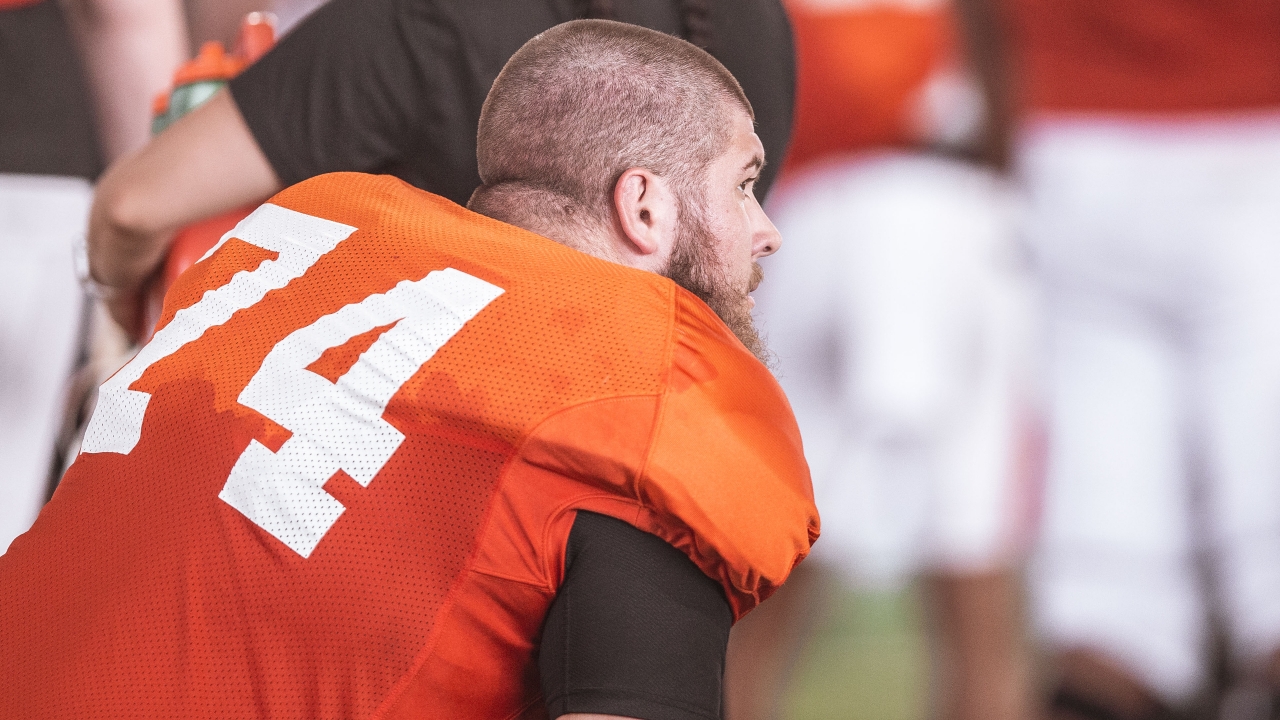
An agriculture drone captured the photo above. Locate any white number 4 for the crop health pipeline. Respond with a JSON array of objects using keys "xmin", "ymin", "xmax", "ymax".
[{"xmin": 80, "ymin": 204, "xmax": 504, "ymax": 558}]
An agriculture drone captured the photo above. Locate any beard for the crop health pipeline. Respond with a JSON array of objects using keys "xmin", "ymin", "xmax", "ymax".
[{"xmin": 663, "ymin": 199, "xmax": 772, "ymax": 366}]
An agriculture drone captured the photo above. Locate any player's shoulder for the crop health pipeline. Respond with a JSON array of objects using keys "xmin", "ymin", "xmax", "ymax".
[
  {"xmin": 266, "ymin": 172, "xmax": 482, "ymax": 237},
  {"xmin": 260, "ymin": 173, "xmax": 511, "ymax": 284},
  {"xmin": 267, "ymin": 171, "xmax": 683, "ymax": 374},
  {"xmin": 638, "ymin": 288, "xmax": 817, "ymax": 618},
  {"xmin": 271, "ymin": 172, "xmax": 669, "ymax": 293},
  {"xmin": 667, "ymin": 288, "xmax": 779, "ymax": 403}
]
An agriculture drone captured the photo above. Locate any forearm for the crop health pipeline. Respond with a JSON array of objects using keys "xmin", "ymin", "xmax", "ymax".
[
  {"xmin": 58, "ymin": 0, "xmax": 187, "ymax": 162},
  {"xmin": 88, "ymin": 88, "xmax": 282, "ymax": 327}
]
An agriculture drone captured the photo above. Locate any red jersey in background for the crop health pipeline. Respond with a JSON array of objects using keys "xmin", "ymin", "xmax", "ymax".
[
  {"xmin": 1006, "ymin": 0, "xmax": 1280, "ymax": 113},
  {"xmin": 783, "ymin": 0, "xmax": 979, "ymax": 172}
]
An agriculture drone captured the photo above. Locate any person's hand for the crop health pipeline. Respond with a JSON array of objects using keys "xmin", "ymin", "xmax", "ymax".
[
  {"xmin": 85, "ymin": 88, "xmax": 283, "ymax": 335},
  {"xmin": 85, "ymin": 175, "xmax": 172, "ymax": 336},
  {"xmin": 104, "ymin": 286, "xmax": 147, "ymax": 343}
]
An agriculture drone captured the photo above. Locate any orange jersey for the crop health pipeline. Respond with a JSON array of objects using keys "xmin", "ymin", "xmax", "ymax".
[
  {"xmin": 1007, "ymin": 0, "xmax": 1280, "ymax": 113},
  {"xmin": 784, "ymin": 0, "xmax": 955, "ymax": 172},
  {"xmin": 0, "ymin": 173, "xmax": 818, "ymax": 718}
]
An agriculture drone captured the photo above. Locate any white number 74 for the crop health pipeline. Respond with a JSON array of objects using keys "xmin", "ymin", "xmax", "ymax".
[
  {"xmin": 219, "ymin": 269, "xmax": 502, "ymax": 557},
  {"xmin": 79, "ymin": 203, "xmax": 503, "ymax": 557}
]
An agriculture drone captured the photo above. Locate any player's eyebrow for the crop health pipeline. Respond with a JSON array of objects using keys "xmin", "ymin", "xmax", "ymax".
[{"xmin": 742, "ymin": 154, "xmax": 764, "ymax": 174}]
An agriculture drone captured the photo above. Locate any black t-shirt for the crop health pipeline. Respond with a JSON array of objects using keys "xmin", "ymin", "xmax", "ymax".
[
  {"xmin": 541, "ymin": 511, "xmax": 732, "ymax": 720},
  {"xmin": 0, "ymin": 0, "xmax": 103, "ymax": 179},
  {"xmin": 228, "ymin": 0, "xmax": 795, "ymax": 205}
]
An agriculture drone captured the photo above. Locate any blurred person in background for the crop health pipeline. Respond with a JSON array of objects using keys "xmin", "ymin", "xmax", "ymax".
[
  {"xmin": 734, "ymin": 0, "xmax": 1039, "ymax": 719},
  {"xmin": 963, "ymin": 0, "xmax": 1280, "ymax": 717},
  {"xmin": 83, "ymin": 0, "xmax": 796, "ymax": 341},
  {"xmin": 0, "ymin": 0, "xmax": 185, "ymax": 552}
]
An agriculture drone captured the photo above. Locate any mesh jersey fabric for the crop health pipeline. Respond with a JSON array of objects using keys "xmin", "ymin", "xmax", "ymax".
[{"xmin": 0, "ymin": 171, "xmax": 817, "ymax": 719}]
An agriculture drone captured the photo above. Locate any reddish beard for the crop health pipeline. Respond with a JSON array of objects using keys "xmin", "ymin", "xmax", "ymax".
[{"xmin": 664, "ymin": 200, "xmax": 771, "ymax": 366}]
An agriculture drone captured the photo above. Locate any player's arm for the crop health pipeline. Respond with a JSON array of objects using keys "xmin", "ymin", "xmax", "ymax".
[
  {"xmin": 87, "ymin": 88, "xmax": 280, "ymax": 332},
  {"xmin": 541, "ymin": 511, "xmax": 733, "ymax": 720}
]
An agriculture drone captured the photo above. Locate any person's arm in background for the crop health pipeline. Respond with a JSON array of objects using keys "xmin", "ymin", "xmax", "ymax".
[
  {"xmin": 85, "ymin": 0, "xmax": 407, "ymax": 334},
  {"xmin": 58, "ymin": 0, "xmax": 188, "ymax": 163},
  {"xmin": 86, "ymin": 88, "xmax": 281, "ymax": 333}
]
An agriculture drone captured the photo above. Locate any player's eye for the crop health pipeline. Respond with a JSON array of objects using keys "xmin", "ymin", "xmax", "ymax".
[{"xmin": 739, "ymin": 176, "xmax": 757, "ymax": 195}]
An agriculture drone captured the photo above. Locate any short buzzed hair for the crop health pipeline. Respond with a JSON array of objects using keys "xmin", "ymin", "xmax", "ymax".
[{"xmin": 470, "ymin": 20, "xmax": 753, "ymax": 228}]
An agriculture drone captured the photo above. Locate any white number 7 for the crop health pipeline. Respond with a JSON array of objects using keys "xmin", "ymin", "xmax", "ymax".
[{"xmin": 82, "ymin": 204, "xmax": 358, "ymax": 455}]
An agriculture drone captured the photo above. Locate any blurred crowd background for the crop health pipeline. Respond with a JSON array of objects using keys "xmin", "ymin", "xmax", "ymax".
[{"xmin": 4, "ymin": 1, "xmax": 1280, "ymax": 719}]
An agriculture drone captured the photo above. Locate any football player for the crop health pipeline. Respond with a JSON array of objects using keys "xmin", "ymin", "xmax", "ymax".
[{"xmin": 0, "ymin": 20, "xmax": 817, "ymax": 719}]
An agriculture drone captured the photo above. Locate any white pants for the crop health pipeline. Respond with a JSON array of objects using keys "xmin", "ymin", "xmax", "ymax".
[
  {"xmin": 1022, "ymin": 113, "xmax": 1280, "ymax": 702},
  {"xmin": 0, "ymin": 174, "xmax": 88, "ymax": 553},
  {"xmin": 755, "ymin": 152, "xmax": 1036, "ymax": 590}
]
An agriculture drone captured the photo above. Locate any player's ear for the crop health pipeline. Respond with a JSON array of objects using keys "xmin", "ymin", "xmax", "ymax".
[{"xmin": 613, "ymin": 168, "xmax": 678, "ymax": 261}]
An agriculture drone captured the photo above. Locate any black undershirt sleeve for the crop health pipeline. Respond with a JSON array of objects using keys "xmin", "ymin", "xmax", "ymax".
[{"xmin": 539, "ymin": 511, "xmax": 732, "ymax": 720}]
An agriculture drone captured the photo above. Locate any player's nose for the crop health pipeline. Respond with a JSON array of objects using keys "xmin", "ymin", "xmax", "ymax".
[{"xmin": 752, "ymin": 202, "xmax": 782, "ymax": 259}]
